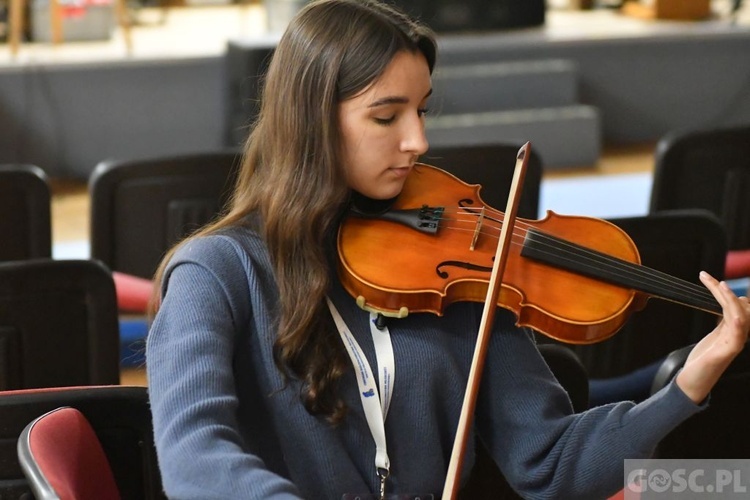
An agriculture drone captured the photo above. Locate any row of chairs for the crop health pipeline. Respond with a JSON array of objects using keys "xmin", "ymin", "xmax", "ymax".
[
  {"xmin": 0, "ymin": 124, "xmax": 748, "ymax": 498},
  {"xmin": 0, "ymin": 152, "xmax": 243, "ymax": 497},
  {"xmin": 0, "ymin": 135, "xmax": 745, "ymax": 388},
  {"xmin": 0, "ymin": 150, "xmax": 243, "ymax": 278},
  {"xmin": 0, "ymin": 145, "xmax": 536, "ymax": 279},
  {"xmin": 0, "ymin": 161, "xmax": 168, "ymax": 497},
  {"xmin": 0, "ymin": 146, "xmax": 537, "ymax": 499},
  {"xmin": 3, "ymin": 125, "xmax": 749, "ymax": 284}
]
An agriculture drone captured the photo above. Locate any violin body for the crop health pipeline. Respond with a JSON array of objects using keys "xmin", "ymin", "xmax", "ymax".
[{"xmin": 338, "ymin": 164, "xmax": 648, "ymax": 344}]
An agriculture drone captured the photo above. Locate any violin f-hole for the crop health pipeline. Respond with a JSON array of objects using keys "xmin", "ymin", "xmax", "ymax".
[{"xmin": 435, "ymin": 260, "xmax": 493, "ymax": 279}]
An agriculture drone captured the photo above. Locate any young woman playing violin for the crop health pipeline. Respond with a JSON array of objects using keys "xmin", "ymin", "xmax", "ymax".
[{"xmin": 146, "ymin": 0, "xmax": 750, "ymax": 498}]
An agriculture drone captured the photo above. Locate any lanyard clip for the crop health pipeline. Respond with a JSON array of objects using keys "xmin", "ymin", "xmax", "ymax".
[{"xmin": 377, "ymin": 467, "xmax": 390, "ymax": 500}]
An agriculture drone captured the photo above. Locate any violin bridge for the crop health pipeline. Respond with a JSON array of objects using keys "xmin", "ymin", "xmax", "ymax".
[{"xmin": 470, "ymin": 206, "xmax": 485, "ymax": 251}]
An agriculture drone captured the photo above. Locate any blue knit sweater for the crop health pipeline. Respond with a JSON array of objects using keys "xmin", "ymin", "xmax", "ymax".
[{"xmin": 146, "ymin": 225, "xmax": 701, "ymax": 499}]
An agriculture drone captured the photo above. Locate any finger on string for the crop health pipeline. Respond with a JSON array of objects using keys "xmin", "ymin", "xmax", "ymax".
[
  {"xmin": 700, "ymin": 272, "xmax": 733, "ymax": 310},
  {"xmin": 699, "ymin": 272, "xmax": 745, "ymax": 335}
]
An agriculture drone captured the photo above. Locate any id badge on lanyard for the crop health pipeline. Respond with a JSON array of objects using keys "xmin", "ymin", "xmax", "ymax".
[{"xmin": 327, "ymin": 298, "xmax": 395, "ymax": 499}]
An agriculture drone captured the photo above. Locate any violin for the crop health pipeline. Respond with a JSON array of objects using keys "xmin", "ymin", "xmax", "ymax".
[
  {"xmin": 339, "ymin": 145, "xmax": 725, "ymax": 499},
  {"xmin": 337, "ymin": 160, "xmax": 721, "ymax": 345}
]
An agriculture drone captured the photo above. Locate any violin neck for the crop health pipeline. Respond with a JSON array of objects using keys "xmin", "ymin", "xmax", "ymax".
[{"xmin": 521, "ymin": 229, "xmax": 722, "ymax": 316}]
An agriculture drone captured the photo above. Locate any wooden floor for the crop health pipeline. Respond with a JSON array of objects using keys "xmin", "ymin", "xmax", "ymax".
[{"xmin": 121, "ymin": 367, "xmax": 149, "ymax": 386}]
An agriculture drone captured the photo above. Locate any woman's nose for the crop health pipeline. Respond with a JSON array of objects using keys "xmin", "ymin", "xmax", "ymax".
[{"xmin": 401, "ymin": 119, "xmax": 429, "ymax": 157}]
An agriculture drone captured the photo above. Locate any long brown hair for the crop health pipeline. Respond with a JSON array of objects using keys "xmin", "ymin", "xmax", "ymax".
[{"xmin": 152, "ymin": 0, "xmax": 436, "ymax": 423}]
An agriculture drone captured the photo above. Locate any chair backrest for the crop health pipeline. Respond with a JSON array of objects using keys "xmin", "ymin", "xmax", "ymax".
[
  {"xmin": 18, "ymin": 406, "xmax": 121, "ymax": 500},
  {"xmin": 0, "ymin": 259, "xmax": 120, "ymax": 390},
  {"xmin": 0, "ymin": 164, "xmax": 52, "ymax": 261},
  {"xmin": 650, "ymin": 125, "xmax": 750, "ymax": 251},
  {"xmin": 89, "ymin": 150, "xmax": 242, "ymax": 279},
  {"xmin": 0, "ymin": 385, "xmax": 163, "ymax": 500},
  {"xmin": 421, "ymin": 143, "xmax": 543, "ymax": 220},
  {"xmin": 550, "ymin": 210, "xmax": 728, "ymax": 380},
  {"xmin": 650, "ymin": 342, "xmax": 750, "ymax": 458}
]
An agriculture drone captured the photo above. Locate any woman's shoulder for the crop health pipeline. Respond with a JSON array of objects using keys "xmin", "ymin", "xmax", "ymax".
[
  {"xmin": 166, "ymin": 224, "xmax": 271, "ymax": 280},
  {"xmin": 173, "ymin": 224, "xmax": 264, "ymax": 261}
]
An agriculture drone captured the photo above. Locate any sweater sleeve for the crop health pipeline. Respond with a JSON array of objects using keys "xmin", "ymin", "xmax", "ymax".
[
  {"xmin": 146, "ymin": 236, "xmax": 303, "ymax": 500},
  {"xmin": 475, "ymin": 318, "xmax": 703, "ymax": 500}
]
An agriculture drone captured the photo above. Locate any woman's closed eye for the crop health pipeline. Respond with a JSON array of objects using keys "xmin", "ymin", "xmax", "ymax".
[
  {"xmin": 373, "ymin": 108, "xmax": 430, "ymax": 126},
  {"xmin": 374, "ymin": 115, "xmax": 396, "ymax": 125}
]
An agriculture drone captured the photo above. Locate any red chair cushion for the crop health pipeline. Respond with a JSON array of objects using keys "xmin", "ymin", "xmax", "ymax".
[
  {"xmin": 725, "ymin": 249, "xmax": 750, "ymax": 281},
  {"xmin": 113, "ymin": 272, "xmax": 153, "ymax": 313},
  {"xmin": 28, "ymin": 407, "xmax": 120, "ymax": 499}
]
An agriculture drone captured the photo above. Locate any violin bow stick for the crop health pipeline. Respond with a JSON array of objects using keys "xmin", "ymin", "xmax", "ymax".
[{"xmin": 442, "ymin": 142, "xmax": 531, "ymax": 499}]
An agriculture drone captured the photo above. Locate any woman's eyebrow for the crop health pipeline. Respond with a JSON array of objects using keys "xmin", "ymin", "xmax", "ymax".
[
  {"xmin": 368, "ymin": 96, "xmax": 408, "ymax": 108},
  {"xmin": 368, "ymin": 89, "xmax": 433, "ymax": 108}
]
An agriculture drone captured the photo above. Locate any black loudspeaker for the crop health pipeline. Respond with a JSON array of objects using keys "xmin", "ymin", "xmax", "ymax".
[{"xmin": 390, "ymin": 0, "xmax": 545, "ymax": 32}]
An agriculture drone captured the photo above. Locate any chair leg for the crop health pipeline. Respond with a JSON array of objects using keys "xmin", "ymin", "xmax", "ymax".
[
  {"xmin": 8, "ymin": 0, "xmax": 23, "ymax": 56},
  {"xmin": 115, "ymin": 0, "xmax": 134, "ymax": 53},
  {"xmin": 50, "ymin": 0, "xmax": 63, "ymax": 44},
  {"xmin": 8, "ymin": 0, "xmax": 64, "ymax": 54}
]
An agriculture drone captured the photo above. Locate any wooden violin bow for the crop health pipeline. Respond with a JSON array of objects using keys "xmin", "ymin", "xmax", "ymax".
[{"xmin": 442, "ymin": 142, "xmax": 530, "ymax": 499}]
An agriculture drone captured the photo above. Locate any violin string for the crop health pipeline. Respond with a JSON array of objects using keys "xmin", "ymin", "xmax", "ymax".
[
  {"xmin": 499, "ymin": 215, "xmax": 717, "ymax": 305},
  {"xmin": 461, "ymin": 208, "xmax": 718, "ymax": 308},
  {"xmin": 470, "ymin": 207, "xmax": 718, "ymax": 307},
  {"xmin": 445, "ymin": 217, "xmax": 718, "ymax": 310},
  {"xmin": 437, "ymin": 206, "xmax": 717, "ymax": 307},
  {"xmin": 523, "ymin": 237, "xmax": 719, "ymax": 310},
  {"xmin": 446, "ymin": 205, "xmax": 689, "ymax": 290}
]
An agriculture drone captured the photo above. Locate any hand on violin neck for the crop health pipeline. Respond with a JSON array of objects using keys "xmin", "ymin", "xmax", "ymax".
[{"xmin": 675, "ymin": 271, "xmax": 750, "ymax": 404}]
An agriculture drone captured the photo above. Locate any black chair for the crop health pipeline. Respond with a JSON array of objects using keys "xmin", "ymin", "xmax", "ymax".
[
  {"xmin": 650, "ymin": 342, "xmax": 750, "ymax": 459},
  {"xmin": 0, "ymin": 164, "xmax": 52, "ymax": 261},
  {"xmin": 0, "ymin": 259, "xmax": 121, "ymax": 390},
  {"xmin": 650, "ymin": 125, "xmax": 750, "ymax": 279},
  {"xmin": 538, "ymin": 210, "xmax": 728, "ymax": 404},
  {"xmin": 89, "ymin": 150, "xmax": 242, "ymax": 279},
  {"xmin": 422, "ymin": 143, "xmax": 543, "ymax": 220},
  {"xmin": 0, "ymin": 385, "xmax": 164, "ymax": 499},
  {"xmin": 460, "ymin": 343, "xmax": 588, "ymax": 499}
]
